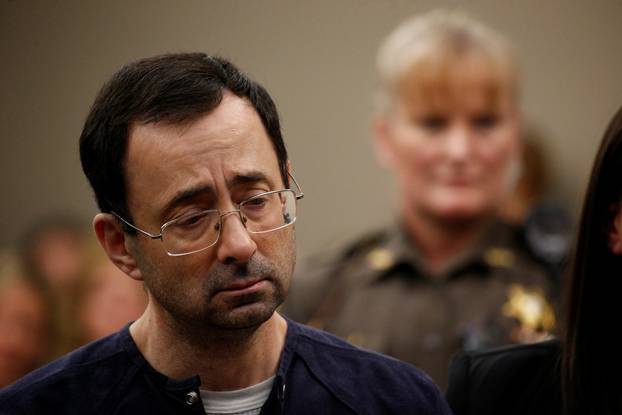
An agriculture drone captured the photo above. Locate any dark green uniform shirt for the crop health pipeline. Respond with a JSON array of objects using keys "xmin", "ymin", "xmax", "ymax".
[{"xmin": 283, "ymin": 221, "xmax": 558, "ymax": 390}]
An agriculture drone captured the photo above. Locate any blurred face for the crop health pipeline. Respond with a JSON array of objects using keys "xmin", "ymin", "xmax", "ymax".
[
  {"xmin": 376, "ymin": 62, "xmax": 521, "ymax": 223},
  {"xmin": 124, "ymin": 93, "xmax": 295, "ymax": 331},
  {"xmin": 0, "ymin": 280, "xmax": 48, "ymax": 387},
  {"xmin": 33, "ymin": 231, "xmax": 84, "ymax": 290},
  {"xmin": 80, "ymin": 260, "xmax": 147, "ymax": 342}
]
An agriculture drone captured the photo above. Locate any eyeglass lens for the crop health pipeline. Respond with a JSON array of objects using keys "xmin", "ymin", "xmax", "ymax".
[{"xmin": 161, "ymin": 190, "xmax": 297, "ymax": 255}]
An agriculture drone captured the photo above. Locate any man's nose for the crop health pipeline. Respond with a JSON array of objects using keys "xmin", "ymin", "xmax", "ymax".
[{"xmin": 215, "ymin": 211, "xmax": 257, "ymax": 264}]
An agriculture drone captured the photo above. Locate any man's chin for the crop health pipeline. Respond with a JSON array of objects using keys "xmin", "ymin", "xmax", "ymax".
[{"xmin": 209, "ymin": 301, "xmax": 278, "ymax": 331}]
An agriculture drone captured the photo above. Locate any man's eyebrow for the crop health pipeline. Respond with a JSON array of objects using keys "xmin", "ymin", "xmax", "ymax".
[
  {"xmin": 159, "ymin": 172, "xmax": 273, "ymax": 218},
  {"xmin": 227, "ymin": 171, "xmax": 271, "ymax": 188},
  {"xmin": 162, "ymin": 185, "xmax": 215, "ymax": 218}
]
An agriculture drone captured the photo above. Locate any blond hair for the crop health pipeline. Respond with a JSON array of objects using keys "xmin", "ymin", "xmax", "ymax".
[{"xmin": 375, "ymin": 9, "xmax": 518, "ymax": 113}]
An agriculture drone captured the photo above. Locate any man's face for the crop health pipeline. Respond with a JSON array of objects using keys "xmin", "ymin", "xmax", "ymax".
[
  {"xmin": 123, "ymin": 93, "xmax": 295, "ymax": 331},
  {"xmin": 377, "ymin": 76, "xmax": 520, "ymax": 223}
]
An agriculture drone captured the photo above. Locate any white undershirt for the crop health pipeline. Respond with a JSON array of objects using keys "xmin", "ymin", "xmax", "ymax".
[{"xmin": 200, "ymin": 376, "xmax": 275, "ymax": 415}]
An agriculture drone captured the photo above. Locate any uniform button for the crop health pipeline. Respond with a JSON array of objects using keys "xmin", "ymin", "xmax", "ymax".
[{"xmin": 185, "ymin": 391, "xmax": 200, "ymax": 406}]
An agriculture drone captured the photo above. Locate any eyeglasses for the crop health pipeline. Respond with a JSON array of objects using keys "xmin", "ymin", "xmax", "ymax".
[{"xmin": 112, "ymin": 173, "xmax": 304, "ymax": 257}]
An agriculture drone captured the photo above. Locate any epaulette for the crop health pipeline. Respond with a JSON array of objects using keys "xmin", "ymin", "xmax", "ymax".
[{"xmin": 341, "ymin": 229, "xmax": 390, "ymax": 260}]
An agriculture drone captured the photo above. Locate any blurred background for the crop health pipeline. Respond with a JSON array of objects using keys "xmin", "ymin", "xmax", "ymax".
[
  {"xmin": 2, "ymin": 0, "xmax": 622, "ymax": 256},
  {"xmin": 1, "ymin": 0, "xmax": 622, "ymax": 386}
]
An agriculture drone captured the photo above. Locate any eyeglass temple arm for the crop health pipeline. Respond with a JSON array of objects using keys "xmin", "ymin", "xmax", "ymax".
[
  {"xmin": 111, "ymin": 212, "xmax": 163, "ymax": 239},
  {"xmin": 288, "ymin": 172, "xmax": 305, "ymax": 200}
]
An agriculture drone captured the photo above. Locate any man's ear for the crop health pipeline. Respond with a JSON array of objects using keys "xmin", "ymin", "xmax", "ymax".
[
  {"xmin": 93, "ymin": 213, "xmax": 144, "ymax": 281},
  {"xmin": 372, "ymin": 115, "xmax": 396, "ymax": 169},
  {"xmin": 608, "ymin": 206, "xmax": 622, "ymax": 255}
]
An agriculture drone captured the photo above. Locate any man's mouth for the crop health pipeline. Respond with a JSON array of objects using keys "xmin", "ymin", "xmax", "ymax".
[{"xmin": 216, "ymin": 279, "xmax": 269, "ymax": 296}]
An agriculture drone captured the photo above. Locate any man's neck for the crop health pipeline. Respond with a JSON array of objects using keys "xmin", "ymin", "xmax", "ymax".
[
  {"xmin": 402, "ymin": 205, "xmax": 494, "ymax": 276},
  {"xmin": 129, "ymin": 305, "xmax": 288, "ymax": 391}
]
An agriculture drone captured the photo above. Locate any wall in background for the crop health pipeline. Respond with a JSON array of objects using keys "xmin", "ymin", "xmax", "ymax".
[{"xmin": 2, "ymin": 0, "xmax": 622, "ymax": 258}]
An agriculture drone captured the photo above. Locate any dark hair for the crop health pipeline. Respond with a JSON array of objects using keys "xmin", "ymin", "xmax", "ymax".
[
  {"xmin": 79, "ymin": 53, "xmax": 288, "ymax": 228},
  {"xmin": 563, "ymin": 106, "xmax": 622, "ymax": 415}
]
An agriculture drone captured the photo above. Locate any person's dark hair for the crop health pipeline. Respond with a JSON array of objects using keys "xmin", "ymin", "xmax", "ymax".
[
  {"xmin": 79, "ymin": 53, "xmax": 288, "ymax": 231},
  {"xmin": 563, "ymin": 105, "xmax": 622, "ymax": 415}
]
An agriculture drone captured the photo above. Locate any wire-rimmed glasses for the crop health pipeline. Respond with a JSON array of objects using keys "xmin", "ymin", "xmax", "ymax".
[{"xmin": 112, "ymin": 173, "xmax": 304, "ymax": 257}]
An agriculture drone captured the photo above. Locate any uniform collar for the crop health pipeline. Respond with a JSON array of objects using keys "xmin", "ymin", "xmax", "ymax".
[{"xmin": 362, "ymin": 219, "xmax": 520, "ymax": 283}]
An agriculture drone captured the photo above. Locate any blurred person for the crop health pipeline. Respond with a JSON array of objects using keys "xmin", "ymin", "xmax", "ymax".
[
  {"xmin": 0, "ymin": 53, "xmax": 451, "ymax": 414},
  {"xmin": 446, "ymin": 105, "xmax": 622, "ymax": 415},
  {"xmin": 19, "ymin": 215, "xmax": 90, "ymax": 358},
  {"xmin": 284, "ymin": 9, "xmax": 558, "ymax": 390},
  {"xmin": 77, "ymin": 250, "xmax": 147, "ymax": 343},
  {"xmin": 19, "ymin": 215, "xmax": 88, "ymax": 293},
  {"xmin": 0, "ymin": 251, "xmax": 51, "ymax": 388}
]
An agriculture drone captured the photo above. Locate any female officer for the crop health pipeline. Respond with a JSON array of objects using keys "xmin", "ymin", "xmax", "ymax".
[{"xmin": 447, "ymin": 104, "xmax": 622, "ymax": 415}]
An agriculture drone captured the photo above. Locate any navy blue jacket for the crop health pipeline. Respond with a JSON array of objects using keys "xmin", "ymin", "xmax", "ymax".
[{"xmin": 0, "ymin": 319, "xmax": 451, "ymax": 414}]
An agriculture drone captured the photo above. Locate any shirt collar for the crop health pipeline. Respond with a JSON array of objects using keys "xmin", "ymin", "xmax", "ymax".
[{"xmin": 119, "ymin": 318, "xmax": 296, "ymax": 408}]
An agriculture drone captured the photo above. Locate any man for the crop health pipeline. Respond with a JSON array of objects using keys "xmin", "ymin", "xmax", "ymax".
[
  {"xmin": 0, "ymin": 54, "xmax": 451, "ymax": 414},
  {"xmin": 283, "ymin": 10, "xmax": 558, "ymax": 390}
]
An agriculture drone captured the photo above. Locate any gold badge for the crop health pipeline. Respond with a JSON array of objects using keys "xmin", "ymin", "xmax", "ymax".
[{"xmin": 502, "ymin": 284, "xmax": 556, "ymax": 343}]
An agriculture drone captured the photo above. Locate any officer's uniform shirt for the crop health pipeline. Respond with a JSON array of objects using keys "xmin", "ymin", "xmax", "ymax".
[{"xmin": 283, "ymin": 220, "xmax": 558, "ymax": 390}]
